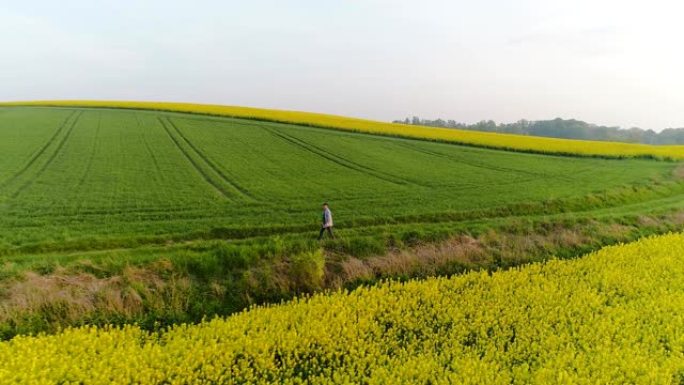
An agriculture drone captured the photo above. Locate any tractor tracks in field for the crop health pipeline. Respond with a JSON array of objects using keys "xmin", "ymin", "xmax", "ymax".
[
  {"xmin": 179, "ymin": 115, "xmax": 559, "ymax": 186},
  {"xmin": 9, "ymin": 204, "xmax": 211, "ymax": 221},
  {"xmin": 184, "ymin": 116, "xmax": 564, "ymax": 184},
  {"xmin": 0, "ymin": 111, "xmax": 77, "ymax": 192},
  {"xmin": 77, "ymin": 112, "xmax": 102, "ymax": 189},
  {"xmin": 136, "ymin": 113, "xmax": 164, "ymax": 181},
  {"xmin": 158, "ymin": 117, "xmax": 255, "ymax": 202},
  {"xmin": 12, "ymin": 111, "xmax": 83, "ymax": 198},
  {"xmin": 142, "ymin": 134, "xmax": 164, "ymax": 178},
  {"xmin": 1, "ymin": 111, "xmax": 83, "ymax": 199},
  {"xmin": 261, "ymin": 126, "xmax": 424, "ymax": 187},
  {"xmin": 393, "ymin": 141, "xmax": 568, "ymax": 181}
]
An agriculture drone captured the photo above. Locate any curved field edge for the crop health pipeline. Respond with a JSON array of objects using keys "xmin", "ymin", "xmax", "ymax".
[
  {"xmin": 2, "ymin": 100, "xmax": 684, "ymax": 160},
  {"xmin": 2, "ymin": 233, "xmax": 684, "ymax": 384}
]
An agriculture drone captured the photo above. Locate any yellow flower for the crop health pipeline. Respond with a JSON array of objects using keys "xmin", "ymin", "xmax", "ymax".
[{"xmin": 1, "ymin": 233, "xmax": 684, "ymax": 383}]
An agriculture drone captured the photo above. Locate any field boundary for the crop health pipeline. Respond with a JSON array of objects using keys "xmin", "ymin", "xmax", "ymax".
[{"xmin": 3, "ymin": 231, "xmax": 681, "ymax": 381}]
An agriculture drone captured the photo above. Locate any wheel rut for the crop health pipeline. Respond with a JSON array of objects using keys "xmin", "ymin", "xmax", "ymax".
[
  {"xmin": 10, "ymin": 111, "xmax": 83, "ymax": 199},
  {"xmin": 262, "ymin": 126, "xmax": 421, "ymax": 186},
  {"xmin": 159, "ymin": 117, "xmax": 254, "ymax": 202},
  {"xmin": 166, "ymin": 118, "xmax": 255, "ymax": 200},
  {"xmin": 0, "ymin": 111, "xmax": 77, "ymax": 191}
]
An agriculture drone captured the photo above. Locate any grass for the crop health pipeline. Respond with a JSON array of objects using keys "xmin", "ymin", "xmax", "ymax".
[
  {"xmin": 4, "ymin": 203, "xmax": 684, "ymax": 339},
  {"xmin": 1, "ymin": 105, "xmax": 684, "ymax": 337},
  {"xmin": 0, "ymin": 106, "xmax": 675, "ymax": 251}
]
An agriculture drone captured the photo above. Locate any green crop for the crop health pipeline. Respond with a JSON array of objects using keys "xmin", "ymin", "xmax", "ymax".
[{"xmin": 0, "ymin": 106, "xmax": 675, "ymax": 253}]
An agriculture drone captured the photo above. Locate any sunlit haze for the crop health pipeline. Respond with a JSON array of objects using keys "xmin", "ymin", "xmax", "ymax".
[{"xmin": 2, "ymin": 0, "xmax": 683, "ymax": 130}]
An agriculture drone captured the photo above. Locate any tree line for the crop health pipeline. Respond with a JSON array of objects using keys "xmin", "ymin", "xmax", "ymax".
[{"xmin": 393, "ymin": 117, "xmax": 684, "ymax": 145}]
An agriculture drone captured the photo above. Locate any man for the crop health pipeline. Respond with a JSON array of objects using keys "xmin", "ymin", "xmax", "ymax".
[{"xmin": 318, "ymin": 203, "xmax": 335, "ymax": 240}]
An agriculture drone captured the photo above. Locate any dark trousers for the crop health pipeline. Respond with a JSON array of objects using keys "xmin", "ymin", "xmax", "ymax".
[{"xmin": 318, "ymin": 226, "xmax": 334, "ymax": 240}]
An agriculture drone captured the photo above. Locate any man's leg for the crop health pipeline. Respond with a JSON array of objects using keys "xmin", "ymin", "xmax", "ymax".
[
  {"xmin": 327, "ymin": 227, "xmax": 335, "ymax": 239},
  {"xmin": 318, "ymin": 227, "xmax": 325, "ymax": 240}
]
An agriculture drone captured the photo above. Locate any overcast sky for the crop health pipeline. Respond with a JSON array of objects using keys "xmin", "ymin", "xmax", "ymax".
[{"xmin": 1, "ymin": 1, "xmax": 683, "ymax": 130}]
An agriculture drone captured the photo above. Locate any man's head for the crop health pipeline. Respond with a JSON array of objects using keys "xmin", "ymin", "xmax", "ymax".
[{"xmin": 322, "ymin": 202, "xmax": 328, "ymax": 209}]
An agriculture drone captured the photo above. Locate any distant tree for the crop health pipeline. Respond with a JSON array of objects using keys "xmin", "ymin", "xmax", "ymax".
[{"xmin": 395, "ymin": 116, "xmax": 684, "ymax": 145}]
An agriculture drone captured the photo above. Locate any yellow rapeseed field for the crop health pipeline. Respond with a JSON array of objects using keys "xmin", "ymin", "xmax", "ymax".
[
  {"xmin": 2, "ymin": 100, "xmax": 684, "ymax": 160},
  {"xmin": 1, "ymin": 233, "xmax": 684, "ymax": 384}
]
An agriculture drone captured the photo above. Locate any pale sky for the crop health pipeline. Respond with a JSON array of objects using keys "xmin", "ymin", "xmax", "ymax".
[{"xmin": 1, "ymin": 0, "xmax": 684, "ymax": 130}]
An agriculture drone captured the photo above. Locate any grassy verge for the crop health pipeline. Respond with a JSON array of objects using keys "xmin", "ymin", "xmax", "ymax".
[{"xmin": 2, "ymin": 204, "xmax": 683, "ymax": 339}]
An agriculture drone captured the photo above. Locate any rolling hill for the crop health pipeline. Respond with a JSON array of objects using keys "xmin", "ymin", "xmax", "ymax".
[
  {"xmin": 0, "ymin": 106, "xmax": 676, "ymax": 252},
  {"xmin": 0, "ymin": 103, "xmax": 683, "ymax": 338},
  {"xmin": 3, "ymin": 100, "xmax": 684, "ymax": 159}
]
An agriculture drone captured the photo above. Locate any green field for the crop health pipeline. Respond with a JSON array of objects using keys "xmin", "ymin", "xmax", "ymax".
[
  {"xmin": 0, "ymin": 107, "xmax": 677, "ymax": 249},
  {"xmin": 1, "ymin": 106, "xmax": 684, "ymax": 337}
]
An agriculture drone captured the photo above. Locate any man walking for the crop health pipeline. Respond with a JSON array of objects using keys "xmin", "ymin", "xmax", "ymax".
[{"xmin": 318, "ymin": 203, "xmax": 335, "ymax": 240}]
